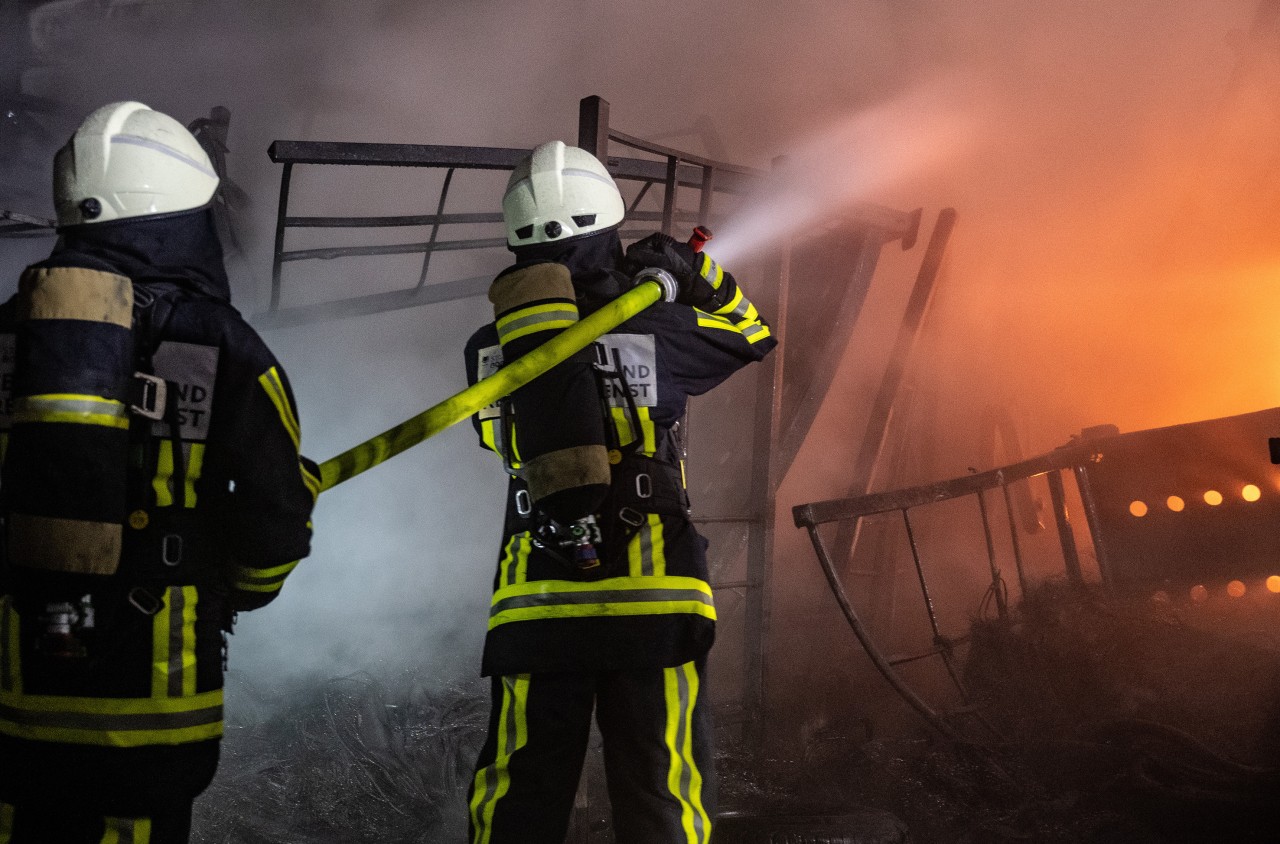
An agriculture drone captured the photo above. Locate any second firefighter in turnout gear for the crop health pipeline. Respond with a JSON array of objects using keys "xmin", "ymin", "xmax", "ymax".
[
  {"xmin": 465, "ymin": 140, "xmax": 776, "ymax": 843},
  {"xmin": 0, "ymin": 102, "xmax": 318, "ymax": 843}
]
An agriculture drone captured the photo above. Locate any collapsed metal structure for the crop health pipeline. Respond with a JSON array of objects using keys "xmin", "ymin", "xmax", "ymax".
[{"xmin": 793, "ymin": 406, "xmax": 1280, "ymax": 738}]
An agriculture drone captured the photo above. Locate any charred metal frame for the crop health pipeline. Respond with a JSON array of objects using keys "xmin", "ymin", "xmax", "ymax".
[{"xmin": 792, "ymin": 443, "xmax": 1099, "ymax": 736}]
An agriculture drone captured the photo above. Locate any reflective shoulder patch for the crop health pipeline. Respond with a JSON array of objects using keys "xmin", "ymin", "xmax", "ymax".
[{"xmin": 18, "ymin": 266, "xmax": 132, "ymax": 328}]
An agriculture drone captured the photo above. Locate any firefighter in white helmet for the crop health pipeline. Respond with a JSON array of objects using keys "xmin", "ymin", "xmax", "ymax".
[
  {"xmin": 465, "ymin": 140, "xmax": 776, "ymax": 843},
  {"xmin": 0, "ymin": 101, "xmax": 318, "ymax": 843}
]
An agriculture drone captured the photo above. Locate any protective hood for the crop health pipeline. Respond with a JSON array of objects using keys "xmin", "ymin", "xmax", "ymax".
[
  {"xmin": 41, "ymin": 207, "xmax": 230, "ymax": 303},
  {"xmin": 511, "ymin": 228, "xmax": 629, "ymax": 306}
]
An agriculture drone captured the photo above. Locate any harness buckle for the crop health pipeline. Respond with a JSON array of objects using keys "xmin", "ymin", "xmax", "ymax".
[
  {"xmin": 127, "ymin": 587, "xmax": 164, "ymax": 616},
  {"xmin": 514, "ymin": 488, "xmax": 532, "ymax": 517},
  {"xmin": 634, "ymin": 473, "xmax": 653, "ymax": 499},
  {"xmin": 162, "ymin": 534, "xmax": 183, "ymax": 567},
  {"xmin": 618, "ymin": 507, "xmax": 645, "ymax": 527},
  {"xmin": 130, "ymin": 372, "xmax": 168, "ymax": 421}
]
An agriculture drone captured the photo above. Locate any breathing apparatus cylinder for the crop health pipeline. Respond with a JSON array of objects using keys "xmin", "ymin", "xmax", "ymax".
[
  {"xmin": 5, "ymin": 266, "xmax": 137, "ymax": 581},
  {"xmin": 489, "ymin": 261, "xmax": 611, "ymax": 529}
]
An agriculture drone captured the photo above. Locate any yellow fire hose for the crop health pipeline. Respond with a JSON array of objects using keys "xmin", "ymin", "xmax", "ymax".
[{"xmin": 318, "ymin": 278, "xmax": 667, "ymax": 491}]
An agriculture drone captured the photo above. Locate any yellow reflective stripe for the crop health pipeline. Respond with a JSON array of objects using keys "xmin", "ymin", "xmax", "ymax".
[
  {"xmin": 470, "ymin": 674, "xmax": 530, "ymax": 843},
  {"xmin": 233, "ymin": 559, "xmax": 300, "ymax": 592},
  {"xmin": 697, "ymin": 254, "xmax": 724, "ymax": 289},
  {"xmin": 695, "ymin": 313, "xmax": 738, "ymax": 332},
  {"xmin": 480, "ymin": 417, "xmax": 499, "ymax": 454},
  {"xmin": 14, "ymin": 394, "xmax": 129, "ymax": 429},
  {"xmin": 102, "ymin": 815, "xmax": 151, "ymax": 844},
  {"xmin": 0, "ymin": 802, "xmax": 12, "ymax": 844},
  {"xmin": 488, "ymin": 576, "xmax": 715, "ymax": 629},
  {"xmin": 498, "ymin": 534, "xmax": 532, "ymax": 589},
  {"xmin": 1, "ymin": 596, "xmax": 20, "ymax": 694},
  {"xmin": 609, "ymin": 406, "xmax": 637, "ymax": 449},
  {"xmin": 152, "ymin": 440, "xmax": 174, "ymax": 507},
  {"xmin": 301, "ymin": 460, "xmax": 322, "ymax": 503},
  {"xmin": 628, "ymin": 513, "xmax": 666, "ymax": 577},
  {"xmin": 711, "ymin": 285, "xmax": 745, "ymax": 317},
  {"xmin": 183, "ymin": 442, "xmax": 204, "ymax": 508},
  {"xmin": 664, "ymin": 663, "xmax": 711, "ymax": 843},
  {"xmin": 637, "ymin": 406, "xmax": 656, "ymax": 454},
  {"xmin": 258, "ymin": 367, "xmax": 300, "ymax": 448},
  {"xmin": 495, "ymin": 301, "xmax": 579, "ymax": 346},
  {"xmin": 0, "ymin": 688, "xmax": 224, "ymax": 747},
  {"xmin": 741, "ymin": 322, "xmax": 772, "ymax": 344},
  {"xmin": 152, "ymin": 586, "xmax": 197, "ymax": 698}
]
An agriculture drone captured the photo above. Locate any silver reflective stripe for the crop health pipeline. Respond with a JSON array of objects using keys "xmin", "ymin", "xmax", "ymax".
[
  {"xmin": 112, "ymin": 134, "xmax": 218, "ymax": 178},
  {"xmin": 167, "ymin": 586, "xmax": 185, "ymax": 698},
  {"xmin": 13, "ymin": 395, "xmax": 128, "ymax": 422},
  {"xmin": 638, "ymin": 519, "xmax": 656, "ymax": 577},
  {"xmin": 490, "ymin": 587, "xmax": 711, "ymax": 616},
  {"xmin": 729, "ymin": 296, "xmax": 754, "ymax": 321},
  {"xmin": 0, "ymin": 702, "xmax": 222, "ymax": 732},
  {"xmin": 496, "ymin": 308, "xmax": 577, "ymax": 341},
  {"xmin": 740, "ymin": 322, "xmax": 767, "ymax": 341}
]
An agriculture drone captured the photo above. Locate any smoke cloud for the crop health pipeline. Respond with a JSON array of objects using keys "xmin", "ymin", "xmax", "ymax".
[{"xmin": 3, "ymin": 0, "xmax": 1278, "ymax": 713}]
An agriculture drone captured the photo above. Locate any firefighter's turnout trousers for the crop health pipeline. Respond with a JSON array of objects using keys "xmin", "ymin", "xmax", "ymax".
[{"xmin": 470, "ymin": 661, "xmax": 714, "ymax": 844}]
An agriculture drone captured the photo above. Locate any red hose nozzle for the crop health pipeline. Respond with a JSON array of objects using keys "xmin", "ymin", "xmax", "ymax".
[{"xmin": 688, "ymin": 226, "xmax": 713, "ymax": 253}]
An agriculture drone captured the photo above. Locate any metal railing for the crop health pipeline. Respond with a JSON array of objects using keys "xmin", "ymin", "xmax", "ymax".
[{"xmin": 791, "ymin": 441, "xmax": 1100, "ymax": 738}]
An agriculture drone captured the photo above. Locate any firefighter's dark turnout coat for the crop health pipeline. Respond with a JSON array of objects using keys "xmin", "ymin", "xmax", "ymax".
[
  {"xmin": 0, "ymin": 210, "xmax": 317, "ymax": 832},
  {"xmin": 465, "ymin": 233, "xmax": 775, "ymax": 843}
]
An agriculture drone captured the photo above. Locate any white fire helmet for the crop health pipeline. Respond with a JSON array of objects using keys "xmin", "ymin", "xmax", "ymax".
[
  {"xmin": 502, "ymin": 140, "xmax": 625, "ymax": 247},
  {"xmin": 53, "ymin": 101, "xmax": 220, "ymax": 227}
]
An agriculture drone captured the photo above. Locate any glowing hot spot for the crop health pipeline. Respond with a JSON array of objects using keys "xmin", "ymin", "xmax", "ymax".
[
  {"xmin": 1228, "ymin": 580, "xmax": 1247, "ymax": 598},
  {"xmin": 1243, "ymin": 485, "xmax": 1262, "ymax": 502},
  {"xmin": 1129, "ymin": 501, "xmax": 1148, "ymax": 517},
  {"xmin": 1166, "ymin": 496, "xmax": 1185, "ymax": 513},
  {"xmin": 1203, "ymin": 490, "xmax": 1223, "ymax": 506}
]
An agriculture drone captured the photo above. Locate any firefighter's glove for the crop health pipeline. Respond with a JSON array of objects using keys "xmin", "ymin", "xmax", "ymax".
[{"xmin": 625, "ymin": 233, "xmax": 730, "ymax": 311}]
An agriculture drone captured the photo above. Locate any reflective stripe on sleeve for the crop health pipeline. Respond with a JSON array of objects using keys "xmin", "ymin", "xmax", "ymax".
[
  {"xmin": 13, "ymin": 394, "xmax": 129, "ymax": 429},
  {"xmin": 696, "ymin": 254, "xmax": 724, "ymax": 290},
  {"xmin": 488, "ymin": 576, "xmax": 715, "ymax": 630},
  {"xmin": 258, "ymin": 367, "xmax": 301, "ymax": 448},
  {"xmin": 234, "ymin": 559, "xmax": 301, "ymax": 593}
]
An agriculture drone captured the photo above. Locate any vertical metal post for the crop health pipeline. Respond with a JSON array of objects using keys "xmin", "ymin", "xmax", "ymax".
[
  {"xmin": 698, "ymin": 165, "xmax": 715, "ymax": 222},
  {"xmin": 975, "ymin": 489, "xmax": 1008, "ymax": 617},
  {"xmin": 1072, "ymin": 464, "xmax": 1113, "ymax": 590},
  {"xmin": 415, "ymin": 168, "xmax": 455, "ymax": 290},
  {"xmin": 832, "ymin": 209, "xmax": 957, "ymax": 564},
  {"xmin": 1000, "ymin": 481, "xmax": 1030, "ymax": 597},
  {"xmin": 578, "ymin": 96, "xmax": 610, "ymax": 160},
  {"xmin": 270, "ymin": 162, "xmax": 293, "ymax": 313},
  {"xmin": 744, "ymin": 160, "xmax": 791, "ymax": 746},
  {"xmin": 1046, "ymin": 469, "xmax": 1084, "ymax": 584},
  {"xmin": 661, "ymin": 156, "xmax": 679, "ymax": 236}
]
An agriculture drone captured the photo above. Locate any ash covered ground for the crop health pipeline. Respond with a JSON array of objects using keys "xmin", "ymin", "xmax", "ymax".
[{"xmin": 191, "ymin": 580, "xmax": 1280, "ymax": 843}]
